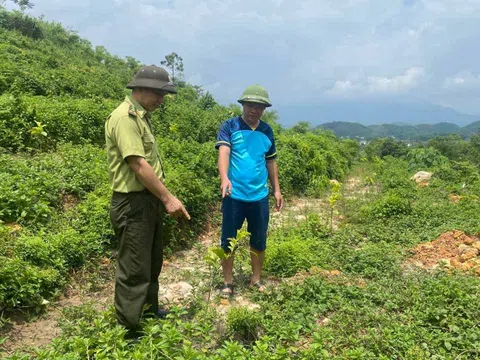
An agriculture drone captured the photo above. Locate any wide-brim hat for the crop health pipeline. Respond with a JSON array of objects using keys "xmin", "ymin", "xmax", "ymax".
[{"xmin": 126, "ymin": 65, "xmax": 177, "ymax": 94}]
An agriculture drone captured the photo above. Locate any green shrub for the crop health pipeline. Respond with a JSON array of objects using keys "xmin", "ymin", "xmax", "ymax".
[
  {"xmin": 341, "ymin": 242, "xmax": 401, "ymax": 278},
  {"xmin": 0, "ymin": 156, "xmax": 61, "ymax": 223},
  {"xmin": 28, "ymin": 96, "xmax": 116, "ymax": 148},
  {"xmin": 0, "ymin": 144, "xmax": 107, "ymax": 225},
  {"xmin": 406, "ymin": 147, "xmax": 449, "ymax": 171},
  {"xmin": 0, "ymin": 257, "xmax": 63, "ymax": 311},
  {"xmin": 54, "ymin": 143, "xmax": 108, "ymax": 196},
  {"xmin": 361, "ymin": 192, "xmax": 412, "ymax": 220},
  {"xmin": 0, "ymin": 94, "xmax": 34, "ymax": 151},
  {"xmin": 264, "ymin": 237, "xmax": 317, "ymax": 277},
  {"xmin": 48, "ymin": 229, "xmax": 95, "ymax": 269},
  {"xmin": 227, "ymin": 307, "xmax": 263, "ymax": 343},
  {"xmin": 73, "ymin": 182, "xmax": 114, "ymax": 246},
  {"xmin": 153, "ymin": 91, "xmax": 230, "ymax": 144},
  {"xmin": 297, "ymin": 213, "xmax": 330, "ymax": 240},
  {"xmin": 435, "ymin": 161, "xmax": 480, "ymax": 188},
  {"xmin": 276, "ymin": 132, "xmax": 355, "ymax": 196},
  {"xmin": 15, "ymin": 235, "xmax": 63, "ymax": 268},
  {"xmin": 377, "ymin": 157, "xmax": 415, "ymax": 191}
]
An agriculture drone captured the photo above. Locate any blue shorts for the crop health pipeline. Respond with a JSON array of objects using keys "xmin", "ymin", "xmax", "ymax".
[{"xmin": 221, "ymin": 195, "xmax": 270, "ymax": 252}]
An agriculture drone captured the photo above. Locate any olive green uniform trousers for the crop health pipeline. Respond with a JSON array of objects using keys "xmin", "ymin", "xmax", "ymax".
[{"xmin": 110, "ymin": 190, "xmax": 164, "ymax": 330}]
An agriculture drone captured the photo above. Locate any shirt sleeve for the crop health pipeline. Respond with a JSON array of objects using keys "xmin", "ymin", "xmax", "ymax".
[
  {"xmin": 265, "ymin": 126, "xmax": 277, "ymax": 160},
  {"xmin": 112, "ymin": 115, "xmax": 145, "ymax": 159},
  {"xmin": 215, "ymin": 121, "xmax": 232, "ymax": 149}
]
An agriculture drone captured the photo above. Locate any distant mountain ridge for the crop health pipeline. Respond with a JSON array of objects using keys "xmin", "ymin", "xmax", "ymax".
[
  {"xmin": 276, "ymin": 101, "xmax": 480, "ymax": 127},
  {"xmin": 318, "ymin": 120, "xmax": 480, "ymax": 140}
]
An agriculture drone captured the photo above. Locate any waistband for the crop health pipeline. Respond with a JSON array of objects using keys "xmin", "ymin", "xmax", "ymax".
[{"xmin": 113, "ymin": 188, "xmax": 153, "ymax": 196}]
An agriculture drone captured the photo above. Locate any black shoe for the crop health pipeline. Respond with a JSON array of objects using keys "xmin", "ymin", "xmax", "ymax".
[
  {"xmin": 157, "ymin": 309, "xmax": 169, "ymax": 319},
  {"xmin": 125, "ymin": 328, "xmax": 142, "ymax": 341}
]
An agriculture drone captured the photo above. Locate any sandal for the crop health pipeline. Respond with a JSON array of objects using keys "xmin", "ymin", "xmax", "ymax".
[
  {"xmin": 221, "ymin": 283, "xmax": 234, "ymax": 298},
  {"xmin": 250, "ymin": 280, "xmax": 266, "ymax": 293}
]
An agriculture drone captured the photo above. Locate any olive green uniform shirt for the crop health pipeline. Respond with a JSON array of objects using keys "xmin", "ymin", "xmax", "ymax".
[{"xmin": 105, "ymin": 95, "xmax": 164, "ymax": 193}]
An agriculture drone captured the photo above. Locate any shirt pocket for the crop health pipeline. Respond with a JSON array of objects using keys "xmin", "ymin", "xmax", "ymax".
[{"xmin": 142, "ymin": 133, "xmax": 156, "ymax": 160}]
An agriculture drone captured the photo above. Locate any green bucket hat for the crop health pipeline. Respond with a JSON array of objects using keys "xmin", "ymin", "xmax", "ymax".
[{"xmin": 237, "ymin": 84, "xmax": 272, "ymax": 107}]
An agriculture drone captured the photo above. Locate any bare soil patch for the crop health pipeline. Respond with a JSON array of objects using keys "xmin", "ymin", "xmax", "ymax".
[{"xmin": 405, "ymin": 230, "xmax": 480, "ymax": 274}]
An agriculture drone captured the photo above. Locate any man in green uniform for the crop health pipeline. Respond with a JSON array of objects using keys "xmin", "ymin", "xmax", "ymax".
[{"xmin": 105, "ymin": 65, "xmax": 190, "ymax": 335}]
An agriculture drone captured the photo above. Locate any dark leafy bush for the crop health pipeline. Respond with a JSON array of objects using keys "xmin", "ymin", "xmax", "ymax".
[
  {"xmin": 73, "ymin": 182, "xmax": 114, "ymax": 246},
  {"xmin": 48, "ymin": 229, "xmax": 97, "ymax": 269},
  {"xmin": 0, "ymin": 9, "xmax": 43, "ymax": 39},
  {"xmin": 28, "ymin": 96, "xmax": 116, "ymax": 148},
  {"xmin": 365, "ymin": 137, "xmax": 409, "ymax": 159},
  {"xmin": 153, "ymin": 90, "xmax": 232, "ymax": 144}
]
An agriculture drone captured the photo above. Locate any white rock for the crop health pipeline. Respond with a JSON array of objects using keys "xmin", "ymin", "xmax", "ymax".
[
  {"xmin": 159, "ymin": 282, "xmax": 193, "ymax": 303},
  {"xmin": 410, "ymin": 171, "xmax": 433, "ymax": 183}
]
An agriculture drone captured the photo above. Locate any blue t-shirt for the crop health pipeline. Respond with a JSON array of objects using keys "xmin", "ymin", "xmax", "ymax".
[{"xmin": 215, "ymin": 116, "xmax": 277, "ymax": 202}]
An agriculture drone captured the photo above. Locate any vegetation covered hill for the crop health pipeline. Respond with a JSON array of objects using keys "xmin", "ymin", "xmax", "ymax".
[
  {"xmin": 318, "ymin": 120, "xmax": 480, "ymax": 141},
  {"xmin": 460, "ymin": 120, "xmax": 480, "ymax": 136}
]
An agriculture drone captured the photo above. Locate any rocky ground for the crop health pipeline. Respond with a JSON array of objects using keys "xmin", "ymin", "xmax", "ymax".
[{"xmin": 406, "ymin": 230, "xmax": 480, "ymax": 274}]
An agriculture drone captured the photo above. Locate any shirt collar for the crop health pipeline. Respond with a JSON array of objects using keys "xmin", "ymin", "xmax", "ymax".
[{"xmin": 125, "ymin": 95, "xmax": 147, "ymax": 118}]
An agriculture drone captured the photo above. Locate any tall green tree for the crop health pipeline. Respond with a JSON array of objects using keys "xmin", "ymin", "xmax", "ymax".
[
  {"xmin": 1, "ymin": 0, "xmax": 34, "ymax": 10},
  {"xmin": 291, "ymin": 121, "xmax": 311, "ymax": 134},
  {"xmin": 160, "ymin": 52, "xmax": 184, "ymax": 82}
]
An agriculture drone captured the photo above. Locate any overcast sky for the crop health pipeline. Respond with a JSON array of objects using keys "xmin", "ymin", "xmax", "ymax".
[{"xmin": 10, "ymin": 0, "xmax": 480, "ymax": 116}]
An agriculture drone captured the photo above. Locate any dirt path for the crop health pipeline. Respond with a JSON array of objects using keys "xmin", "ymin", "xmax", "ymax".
[{"xmin": 1, "ymin": 174, "xmax": 367, "ymax": 356}]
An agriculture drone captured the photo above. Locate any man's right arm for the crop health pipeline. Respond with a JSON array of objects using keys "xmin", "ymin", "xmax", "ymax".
[
  {"xmin": 218, "ymin": 146, "xmax": 232, "ymax": 198},
  {"xmin": 126, "ymin": 156, "xmax": 190, "ymax": 219},
  {"xmin": 111, "ymin": 114, "xmax": 189, "ymax": 219}
]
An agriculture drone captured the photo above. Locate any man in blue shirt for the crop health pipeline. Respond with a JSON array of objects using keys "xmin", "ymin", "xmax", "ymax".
[{"xmin": 215, "ymin": 84, "xmax": 283, "ymax": 297}]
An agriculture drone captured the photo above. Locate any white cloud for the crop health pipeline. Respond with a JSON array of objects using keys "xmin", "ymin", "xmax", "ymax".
[
  {"xmin": 369, "ymin": 67, "xmax": 425, "ymax": 93},
  {"xmin": 407, "ymin": 22, "xmax": 444, "ymax": 38},
  {"xmin": 327, "ymin": 80, "xmax": 363, "ymax": 97},
  {"xmin": 22, "ymin": 0, "xmax": 480, "ymax": 113},
  {"xmin": 327, "ymin": 67, "xmax": 425, "ymax": 97},
  {"xmin": 443, "ymin": 72, "xmax": 480, "ymax": 90}
]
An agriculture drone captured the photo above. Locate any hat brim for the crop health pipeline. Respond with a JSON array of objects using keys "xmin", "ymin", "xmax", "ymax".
[
  {"xmin": 126, "ymin": 78, "xmax": 177, "ymax": 94},
  {"xmin": 238, "ymin": 99, "xmax": 272, "ymax": 107},
  {"xmin": 160, "ymin": 84, "xmax": 177, "ymax": 94}
]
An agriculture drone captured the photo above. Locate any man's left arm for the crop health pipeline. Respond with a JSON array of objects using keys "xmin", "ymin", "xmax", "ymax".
[{"xmin": 266, "ymin": 159, "xmax": 283, "ymax": 211}]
